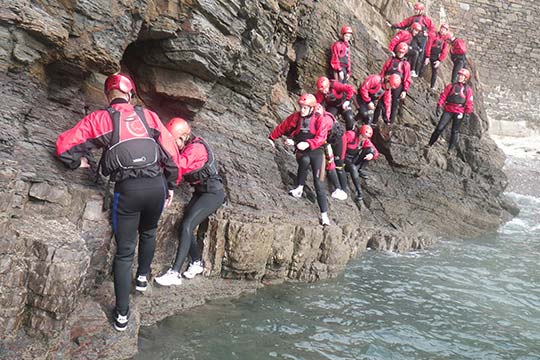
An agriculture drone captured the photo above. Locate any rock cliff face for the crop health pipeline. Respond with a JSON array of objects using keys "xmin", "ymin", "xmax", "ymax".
[{"xmin": 0, "ymin": 0, "xmax": 516, "ymax": 358}]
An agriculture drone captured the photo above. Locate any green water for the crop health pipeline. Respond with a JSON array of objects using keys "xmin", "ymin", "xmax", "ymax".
[{"xmin": 136, "ymin": 192, "xmax": 540, "ymax": 360}]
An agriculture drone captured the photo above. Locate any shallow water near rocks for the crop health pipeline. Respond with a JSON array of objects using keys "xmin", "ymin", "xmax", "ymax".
[{"xmin": 136, "ymin": 191, "xmax": 540, "ymax": 360}]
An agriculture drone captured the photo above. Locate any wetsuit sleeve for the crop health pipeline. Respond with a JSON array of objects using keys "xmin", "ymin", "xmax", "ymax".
[
  {"xmin": 425, "ymin": 36, "xmax": 433, "ymax": 58},
  {"xmin": 464, "ymin": 87, "xmax": 474, "ymax": 114},
  {"xmin": 403, "ymin": 61, "xmax": 411, "ymax": 92},
  {"xmin": 179, "ymin": 142, "xmax": 208, "ymax": 175},
  {"xmin": 315, "ymin": 91, "xmax": 325, "ymax": 104},
  {"xmin": 55, "ymin": 111, "xmax": 111, "ymax": 169},
  {"xmin": 143, "ymin": 109, "xmax": 181, "ymax": 188},
  {"xmin": 360, "ymin": 77, "xmax": 372, "ymax": 103},
  {"xmin": 344, "ymin": 130, "xmax": 355, "ymax": 147},
  {"xmin": 269, "ymin": 113, "xmax": 298, "ymax": 140},
  {"xmin": 330, "ymin": 41, "xmax": 342, "ymax": 71},
  {"xmin": 393, "ymin": 16, "xmax": 413, "ymax": 29},
  {"xmin": 363, "ymin": 139, "xmax": 379, "ymax": 160},
  {"xmin": 380, "ymin": 58, "xmax": 390, "ymax": 77},
  {"xmin": 334, "ymin": 82, "xmax": 356, "ymax": 100},
  {"xmin": 306, "ymin": 114, "xmax": 330, "ymax": 150},
  {"xmin": 425, "ymin": 17, "xmax": 436, "ymax": 36},
  {"xmin": 437, "ymin": 84, "xmax": 452, "ymax": 108},
  {"xmin": 388, "ymin": 33, "xmax": 401, "ymax": 52}
]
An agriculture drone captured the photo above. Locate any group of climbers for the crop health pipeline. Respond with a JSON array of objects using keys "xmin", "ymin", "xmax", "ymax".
[
  {"xmin": 269, "ymin": 2, "xmax": 474, "ymax": 226},
  {"xmin": 53, "ymin": 2, "xmax": 475, "ymax": 332},
  {"xmin": 55, "ymin": 74, "xmax": 223, "ymax": 331}
]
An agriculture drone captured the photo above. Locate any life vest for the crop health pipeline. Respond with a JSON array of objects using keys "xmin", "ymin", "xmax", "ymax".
[
  {"xmin": 100, "ymin": 106, "xmax": 163, "ymax": 182},
  {"xmin": 325, "ymin": 83, "xmax": 346, "ymax": 107},
  {"xmin": 386, "ymin": 58, "xmax": 405, "ymax": 78},
  {"xmin": 338, "ymin": 41, "xmax": 350, "ymax": 66},
  {"xmin": 326, "ymin": 112, "xmax": 345, "ymax": 143},
  {"xmin": 431, "ymin": 35, "xmax": 445, "ymax": 56},
  {"xmin": 447, "ymin": 83, "xmax": 468, "ymax": 105},
  {"xmin": 373, "ymin": 86, "xmax": 385, "ymax": 100},
  {"xmin": 294, "ymin": 111, "xmax": 320, "ymax": 142},
  {"xmin": 182, "ymin": 138, "xmax": 220, "ymax": 185}
]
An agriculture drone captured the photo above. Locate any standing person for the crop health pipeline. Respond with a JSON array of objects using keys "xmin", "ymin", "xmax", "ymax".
[
  {"xmin": 314, "ymin": 76, "xmax": 356, "ymax": 130},
  {"xmin": 55, "ymin": 73, "xmax": 180, "ymax": 331},
  {"xmin": 388, "ymin": 23, "xmax": 423, "ymax": 76},
  {"xmin": 391, "ymin": 2, "xmax": 435, "ymax": 76},
  {"xmin": 427, "ymin": 68, "xmax": 473, "ymax": 152},
  {"xmin": 424, "ymin": 23, "xmax": 450, "ymax": 88},
  {"xmin": 355, "ymin": 74, "xmax": 402, "ymax": 126},
  {"xmin": 379, "ymin": 42, "xmax": 412, "ymax": 124},
  {"xmin": 330, "ymin": 25, "xmax": 353, "ymax": 83},
  {"xmin": 446, "ymin": 32, "xmax": 468, "ymax": 83},
  {"xmin": 344, "ymin": 124, "xmax": 379, "ymax": 202},
  {"xmin": 155, "ymin": 118, "xmax": 225, "ymax": 286},
  {"xmin": 268, "ymin": 94, "xmax": 332, "ymax": 225}
]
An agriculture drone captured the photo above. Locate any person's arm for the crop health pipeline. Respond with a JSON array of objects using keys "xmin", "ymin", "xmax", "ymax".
[
  {"xmin": 392, "ymin": 16, "xmax": 413, "ymax": 29},
  {"xmin": 329, "ymin": 41, "xmax": 342, "ymax": 71},
  {"xmin": 440, "ymin": 41, "xmax": 449, "ymax": 62},
  {"xmin": 55, "ymin": 110, "xmax": 110, "ymax": 169},
  {"xmin": 269, "ymin": 113, "xmax": 297, "ymax": 141},
  {"xmin": 437, "ymin": 84, "xmax": 452, "ymax": 108},
  {"xmin": 464, "ymin": 87, "xmax": 474, "ymax": 114},
  {"xmin": 334, "ymin": 82, "xmax": 356, "ymax": 100},
  {"xmin": 305, "ymin": 114, "xmax": 331, "ymax": 150},
  {"xmin": 380, "ymin": 58, "xmax": 390, "ymax": 77},
  {"xmin": 402, "ymin": 61, "xmax": 411, "ymax": 93}
]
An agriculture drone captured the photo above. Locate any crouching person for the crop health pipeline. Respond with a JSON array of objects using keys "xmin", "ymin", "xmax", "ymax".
[
  {"xmin": 344, "ymin": 124, "xmax": 379, "ymax": 202},
  {"xmin": 155, "ymin": 118, "xmax": 225, "ymax": 286}
]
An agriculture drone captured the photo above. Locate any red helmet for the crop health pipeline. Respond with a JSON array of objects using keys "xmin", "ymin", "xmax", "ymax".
[
  {"xmin": 411, "ymin": 22, "xmax": 422, "ymax": 32},
  {"xmin": 359, "ymin": 125, "xmax": 373, "ymax": 138},
  {"xmin": 387, "ymin": 74, "xmax": 402, "ymax": 89},
  {"xmin": 440, "ymin": 23, "xmax": 449, "ymax": 31},
  {"xmin": 445, "ymin": 31, "xmax": 454, "ymax": 41},
  {"xmin": 166, "ymin": 117, "xmax": 191, "ymax": 139},
  {"xmin": 341, "ymin": 26, "xmax": 353, "ymax": 35},
  {"xmin": 457, "ymin": 68, "xmax": 471, "ymax": 81},
  {"xmin": 298, "ymin": 93, "xmax": 318, "ymax": 108},
  {"xmin": 414, "ymin": 3, "xmax": 425, "ymax": 11},
  {"xmin": 316, "ymin": 76, "xmax": 330, "ymax": 92},
  {"xmin": 104, "ymin": 73, "xmax": 135, "ymax": 95},
  {"xmin": 396, "ymin": 42, "xmax": 409, "ymax": 54}
]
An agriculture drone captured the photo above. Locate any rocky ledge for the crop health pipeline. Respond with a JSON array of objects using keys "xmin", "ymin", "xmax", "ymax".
[{"xmin": 0, "ymin": 0, "xmax": 517, "ymax": 358}]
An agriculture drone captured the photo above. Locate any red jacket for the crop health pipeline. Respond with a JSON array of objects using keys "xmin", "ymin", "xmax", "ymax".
[
  {"xmin": 178, "ymin": 138, "xmax": 208, "ymax": 177},
  {"xmin": 330, "ymin": 40, "xmax": 351, "ymax": 75},
  {"xmin": 358, "ymin": 75, "xmax": 392, "ymax": 122},
  {"xmin": 450, "ymin": 38, "xmax": 467, "ymax": 55},
  {"xmin": 393, "ymin": 15, "xmax": 435, "ymax": 36},
  {"xmin": 388, "ymin": 30, "xmax": 413, "ymax": 52},
  {"xmin": 344, "ymin": 130, "xmax": 379, "ymax": 160},
  {"xmin": 437, "ymin": 83, "xmax": 474, "ymax": 114},
  {"xmin": 425, "ymin": 32, "xmax": 449, "ymax": 61},
  {"xmin": 380, "ymin": 56, "xmax": 411, "ymax": 92},
  {"xmin": 269, "ymin": 111, "xmax": 330, "ymax": 150},
  {"xmin": 55, "ymin": 101, "xmax": 180, "ymax": 188},
  {"xmin": 315, "ymin": 80, "xmax": 355, "ymax": 106}
]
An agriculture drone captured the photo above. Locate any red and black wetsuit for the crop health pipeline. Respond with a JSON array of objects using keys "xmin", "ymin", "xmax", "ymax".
[
  {"xmin": 393, "ymin": 14, "xmax": 436, "ymax": 74},
  {"xmin": 315, "ymin": 80, "xmax": 356, "ymax": 130},
  {"xmin": 425, "ymin": 31, "xmax": 449, "ymax": 88},
  {"xmin": 55, "ymin": 98, "xmax": 180, "ymax": 316},
  {"xmin": 356, "ymin": 75, "xmax": 392, "ymax": 125},
  {"xmin": 379, "ymin": 55, "xmax": 411, "ymax": 124},
  {"xmin": 330, "ymin": 39, "xmax": 351, "ymax": 83},
  {"xmin": 344, "ymin": 130, "xmax": 379, "ymax": 199},
  {"xmin": 319, "ymin": 111, "xmax": 348, "ymax": 193},
  {"xmin": 269, "ymin": 110, "xmax": 331, "ymax": 213},
  {"xmin": 450, "ymin": 38, "xmax": 468, "ymax": 83},
  {"xmin": 429, "ymin": 82, "xmax": 474, "ymax": 151},
  {"xmin": 171, "ymin": 137, "xmax": 225, "ymax": 274}
]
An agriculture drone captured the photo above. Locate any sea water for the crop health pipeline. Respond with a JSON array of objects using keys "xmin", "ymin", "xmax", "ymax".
[{"xmin": 136, "ymin": 193, "xmax": 540, "ymax": 360}]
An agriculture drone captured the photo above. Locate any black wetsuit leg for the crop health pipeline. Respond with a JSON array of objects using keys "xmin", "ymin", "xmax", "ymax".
[
  {"xmin": 448, "ymin": 115, "xmax": 463, "ymax": 151},
  {"xmin": 429, "ymin": 111, "xmax": 454, "ymax": 146},
  {"xmin": 407, "ymin": 48, "xmax": 419, "ymax": 73},
  {"xmin": 340, "ymin": 108, "xmax": 355, "ymax": 130},
  {"xmin": 308, "ymin": 148, "xmax": 328, "ymax": 213},
  {"xmin": 172, "ymin": 188, "xmax": 225, "ymax": 272},
  {"xmin": 112, "ymin": 176, "xmax": 166, "ymax": 315},
  {"xmin": 355, "ymin": 96, "xmax": 373, "ymax": 125},
  {"xmin": 345, "ymin": 157, "xmax": 363, "ymax": 199},
  {"xmin": 451, "ymin": 54, "xmax": 467, "ymax": 83},
  {"xmin": 389, "ymin": 84, "xmax": 403, "ymax": 124}
]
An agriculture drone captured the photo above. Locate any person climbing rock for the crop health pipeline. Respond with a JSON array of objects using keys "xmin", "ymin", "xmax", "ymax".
[
  {"xmin": 379, "ymin": 42, "xmax": 411, "ymax": 125},
  {"xmin": 391, "ymin": 2, "xmax": 435, "ymax": 76},
  {"xmin": 55, "ymin": 73, "xmax": 180, "ymax": 332},
  {"xmin": 155, "ymin": 118, "xmax": 225, "ymax": 287},
  {"xmin": 388, "ymin": 22, "xmax": 423, "ymax": 77},
  {"xmin": 427, "ymin": 68, "xmax": 473, "ymax": 152},
  {"xmin": 344, "ymin": 124, "xmax": 379, "ymax": 202},
  {"xmin": 268, "ymin": 94, "xmax": 332, "ymax": 226},
  {"xmin": 330, "ymin": 25, "xmax": 353, "ymax": 83},
  {"xmin": 315, "ymin": 105, "xmax": 348, "ymax": 201},
  {"xmin": 355, "ymin": 74, "xmax": 402, "ymax": 126},
  {"xmin": 315, "ymin": 76, "xmax": 356, "ymax": 130},
  {"xmin": 446, "ymin": 32, "xmax": 468, "ymax": 83},
  {"xmin": 423, "ymin": 23, "xmax": 450, "ymax": 88}
]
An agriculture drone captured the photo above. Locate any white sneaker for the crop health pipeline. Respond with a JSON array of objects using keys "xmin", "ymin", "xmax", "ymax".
[
  {"xmin": 321, "ymin": 213, "xmax": 330, "ymax": 226},
  {"xmin": 183, "ymin": 260, "xmax": 204, "ymax": 279},
  {"xmin": 331, "ymin": 189, "xmax": 348, "ymax": 200},
  {"xmin": 154, "ymin": 269, "xmax": 183, "ymax": 286},
  {"xmin": 411, "ymin": 71, "xmax": 418, "ymax": 77},
  {"xmin": 289, "ymin": 186, "xmax": 303, "ymax": 198}
]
